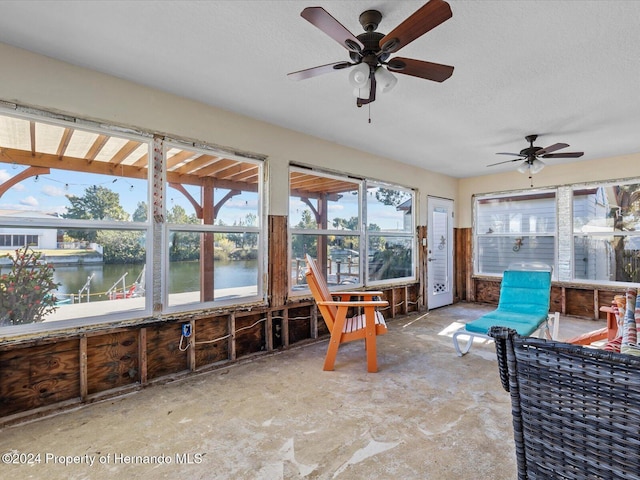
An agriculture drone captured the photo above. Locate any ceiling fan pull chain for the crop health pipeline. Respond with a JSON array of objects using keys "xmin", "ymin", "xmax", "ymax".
[{"xmin": 368, "ymin": 102, "xmax": 371, "ymax": 124}]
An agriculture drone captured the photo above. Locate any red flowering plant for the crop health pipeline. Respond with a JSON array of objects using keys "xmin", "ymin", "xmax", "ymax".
[{"xmin": 0, "ymin": 246, "xmax": 60, "ymax": 326}]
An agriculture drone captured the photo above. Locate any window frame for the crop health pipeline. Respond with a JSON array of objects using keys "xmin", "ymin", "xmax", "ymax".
[
  {"xmin": 364, "ymin": 179, "xmax": 416, "ymax": 286},
  {"xmin": 0, "ymin": 107, "xmax": 152, "ymax": 334},
  {"xmin": 162, "ymin": 140, "xmax": 266, "ymax": 314},
  {"xmin": 473, "ymin": 189, "xmax": 558, "ymax": 278},
  {"xmin": 288, "ymin": 166, "xmax": 416, "ymax": 295},
  {"xmin": 571, "ymin": 178, "xmax": 640, "ymax": 286}
]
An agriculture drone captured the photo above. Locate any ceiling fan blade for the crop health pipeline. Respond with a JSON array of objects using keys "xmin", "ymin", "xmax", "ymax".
[
  {"xmin": 379, "ymin": 0, "xmax": 452, "ymax": 54},
  {"xmin": 487, "ymin": 158, "xmax": 522, "ymax": 167},
  {"xmin": 535, "ymin": 142, "xmax": 569, "ymax": 156},
  {"xmin": 301, "ymin": 7, "xmax": 364, "ymax": 52},
  {"xmin": 496, "ymin": 152, "xmax": 526, "ymax": 157},
  {"xmin": 388, "ymin": 57, "xmax": 454, "ymax": 82},
  {"xmin": 287, "ymin": 62, "xmax": 353, "ymax": 81},
  {"xmin": 542, "ymin": 152, "xmax": 584, "ymax": 159}
]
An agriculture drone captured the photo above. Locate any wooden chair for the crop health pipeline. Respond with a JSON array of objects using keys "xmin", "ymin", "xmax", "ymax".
[{"xmin": 305, "ymin": 254, "xmax": 388, "ymax": 372}]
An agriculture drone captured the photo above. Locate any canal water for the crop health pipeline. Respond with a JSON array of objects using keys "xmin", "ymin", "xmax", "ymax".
[{"xmin": 3, "ymin": 260, "xmax": 258, "ymax": 301}]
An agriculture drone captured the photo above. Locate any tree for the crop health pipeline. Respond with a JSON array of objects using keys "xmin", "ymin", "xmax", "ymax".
[
  {"xmin": 167, "ymin": 205, "xmax": 200, "ymax": 261},
  {"xmin": 375, "ymin": 188, "xmax": 409, "ymax": 207},
  {"xmin": 332, "ymin": 217, "xmax": 358, "ymax": 230},
  {"xmin": 132, "ymin": 201, "xmax": 148, "ymax": 222},
  {"xmin": 167, "ymin": 204, "xmax": 197, "ymax": 224},
  {"xmin": 97, "ymin": 230, "xmax": 145, "ymax": 264},
  {"xmin": 64, "ymin": 185, "xmax": 129, "ymax": 222},
  {"xmin": 291, "ymin": 209, "xmax": 318, "ymax": 259},
  {"xmin": 0, "ymin": 247, "xmax": 60, "ymax": 325},
  {"xmin": 228, "ymin": 213, "xmax": 259, "ymax": 250},
  {"xmin": 63, "ymin": 186, "xmax": 129, "ymax": 243}
]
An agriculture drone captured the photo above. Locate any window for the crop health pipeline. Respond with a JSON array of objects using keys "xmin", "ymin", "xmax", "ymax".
[
  {"xmin": 366, "ymin": 183, "xmax": 414, "ymax": 283},
  {"xmin": 164, "ymin": 142, "xmax": 263, "ymax": 309},
  {"xmin": 0, "ymin": 233, "xmax": 37, "ymax": 247},
  {"xmin": 573, "ymin": 182, "xmax": 640, "ymax": 283},
  {"xmin": 289, "ymin": 167, "xmax": 415, "ymax": 292},
  {"xmin": 0, "ymin": 111, "xmax": 151, "ymax": 328},
  {"xmin": 475, "ymin": 191, "xmax": 556, "ymax": 275},
  {"xmin": 0, "ymin": 107, "xmax": 269, "ymax": 332},
  {"xmin": 290, "ymin": 168, "xmax": 361, "ymax": 290}
]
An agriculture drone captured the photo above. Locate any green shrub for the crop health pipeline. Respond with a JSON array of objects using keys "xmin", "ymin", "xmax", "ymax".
[{"xmin": 0, "ymin": 247, "xmax": 60, "ymax": 326}]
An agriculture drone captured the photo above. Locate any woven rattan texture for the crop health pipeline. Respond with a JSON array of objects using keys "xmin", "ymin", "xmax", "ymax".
[{"xmin": 490, "ymin": 327, "xmax": 640, "ymax": 480}]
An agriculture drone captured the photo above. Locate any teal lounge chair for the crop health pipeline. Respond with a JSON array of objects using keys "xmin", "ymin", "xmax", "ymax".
[{"xmin": 453, "ymin": 266, "xmax": 559, "ymax": 356}]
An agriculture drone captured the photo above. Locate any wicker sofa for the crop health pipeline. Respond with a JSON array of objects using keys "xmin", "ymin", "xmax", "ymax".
[{"xmin": 489, "ymin": 327, "xmax": 640, "ymax": 480}]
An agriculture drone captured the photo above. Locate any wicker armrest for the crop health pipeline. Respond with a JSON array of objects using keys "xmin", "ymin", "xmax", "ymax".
[{"xmin": 488, "ymin": 326, "xmax": 513, "ymax": 392}]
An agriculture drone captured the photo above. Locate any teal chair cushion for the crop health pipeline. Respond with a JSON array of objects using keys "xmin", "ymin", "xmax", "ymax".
[
  {"xmin": 465, "ymin": 270, "xmax": 551, "ymax": 336},
  {"xmin": 465, "ymin": 310, "xmax": 547, "ymax": 336}
]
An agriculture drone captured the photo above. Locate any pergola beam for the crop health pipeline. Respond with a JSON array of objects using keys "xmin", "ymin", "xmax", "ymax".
[{"xmin": 0, "ymin": 166, "xmax": 50, "ymax": 198}]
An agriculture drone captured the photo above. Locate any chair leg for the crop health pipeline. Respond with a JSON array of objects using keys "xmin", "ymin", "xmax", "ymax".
[
  {"xmin": 323, "ymin": 308, "xmax": 348, "ymax": 371},
  {"xmin": 453, "ymin": 330, "xmax": 475, "ymax": 356},
  {"xmin": 323, "ymin": 333, "xmax": 341, "ymax": 371},
  {"xmin": 364, "ymin": 306, "xmax": 378, "ymax": 372}
]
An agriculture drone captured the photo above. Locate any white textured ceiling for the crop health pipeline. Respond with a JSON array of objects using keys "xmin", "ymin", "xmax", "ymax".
[{"xmin": 0, "ymin": 0, "xmax": 639, "ymax": 178}]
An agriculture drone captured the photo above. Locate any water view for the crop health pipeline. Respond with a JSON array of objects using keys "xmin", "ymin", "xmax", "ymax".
[{"xmin": 2, "ymin": 259, "xmax": 259, "ymax": 303}]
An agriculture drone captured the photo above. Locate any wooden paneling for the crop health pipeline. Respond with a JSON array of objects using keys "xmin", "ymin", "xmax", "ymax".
[
  {"xmin": 235, "ymin": 314, "xmax": 265, "ymax": 358},
  {"xmin": 455, "ymin": 228, "xmax": 473, "ymax": 302},
  {"xmin": 146, "ymin": 323, "xmax": 188, "ymax": 380},
  {"xmin": 474, "ymin": 278, "xmax": 501, "ymax": 305},
  {"xmin": 87, "ymin": 331, "xmax": 139, "ymax": 394},
  {"xmin": 565, "ymin": 288, "xmax": 596, "ymax": 318},
  {"xmin": 194, "ymin": 316, "xmax": 230, "ymax": 367},
  {"xmin": 417, "ymin": 225, "xmax": 427, "ymax": 310},
  {"xmin": 287, "ymin": 308, "xmax": 311, "ymax": 345},
  {"xmin": 286, "ymin": 303, "xmax": 312, "ymax": 345},
  {"xmin": 550, "ymin": 286, "xmax": 564, "ymax": 314},
  {"xmin": 0, "ymin": 340, "xmax": 79, "ymax": 417},
  {"xmin": 268, "ymin": 215, "xmax": 288, "ymax": 308}
]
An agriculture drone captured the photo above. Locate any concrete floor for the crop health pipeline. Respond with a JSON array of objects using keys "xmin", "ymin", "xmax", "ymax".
[{"xmin": 0, "ymin": 303, "xmax": 604, "ymax": 480}]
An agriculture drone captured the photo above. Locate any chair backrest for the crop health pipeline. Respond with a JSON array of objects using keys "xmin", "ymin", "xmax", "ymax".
[
  {"xmin": 497, "ymin": 270, "xmax": 552, "ymax": 316},
  {"xmin": 305, "ymin": 254, "xmax": 337, "ymax": 330},
  {"xmin": 507, "ymin": 262, "xmax": 552, "ymax": 273}
]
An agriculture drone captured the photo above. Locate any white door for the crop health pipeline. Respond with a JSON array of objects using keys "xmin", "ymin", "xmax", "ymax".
[{"xmin": 427, "ymin": 197, "xmax": 454, "ymax": 309}]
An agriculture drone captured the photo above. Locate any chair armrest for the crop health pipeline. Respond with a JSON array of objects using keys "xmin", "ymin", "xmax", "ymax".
[{"xmin": 317, "ymin": 300, "xmax": 388, "ymax": 307}]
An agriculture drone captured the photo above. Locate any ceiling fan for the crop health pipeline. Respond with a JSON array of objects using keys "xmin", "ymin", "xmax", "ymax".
[
  {"xmin": 488, "ymin": 134, "xmax": 584, "ymax": 181},
  {"xmin": 287, "ymin": 0, "xmax": 454, "ymax": 107}
]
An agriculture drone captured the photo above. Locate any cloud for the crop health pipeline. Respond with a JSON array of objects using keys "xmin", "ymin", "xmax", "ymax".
[
  {"xmin": 42, "ymin": 185, "xmax": 66, "ymax": 197},
  {"xmin": 19, "ymin": 196, "xmax": 39, "ymax": 207}
]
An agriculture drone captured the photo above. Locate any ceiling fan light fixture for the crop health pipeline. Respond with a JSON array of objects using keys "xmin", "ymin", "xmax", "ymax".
[
  {"xmin": 375, "ymin": 66, "xmax": 397, "ymax": 94},
  {"xmin": 516, "ymin": 161, "xmax": 530, "ymax": 174},
  {"xmin": 352, "ymin": 79, "xmax": 371, "ymax": 98},
  {"xmin": 530, "ymin": 158, "xmax": 545, "ymax": 174},
  {"xmin": 348, "ymin": 63, "xmax": 370, "ymax": 88}
]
